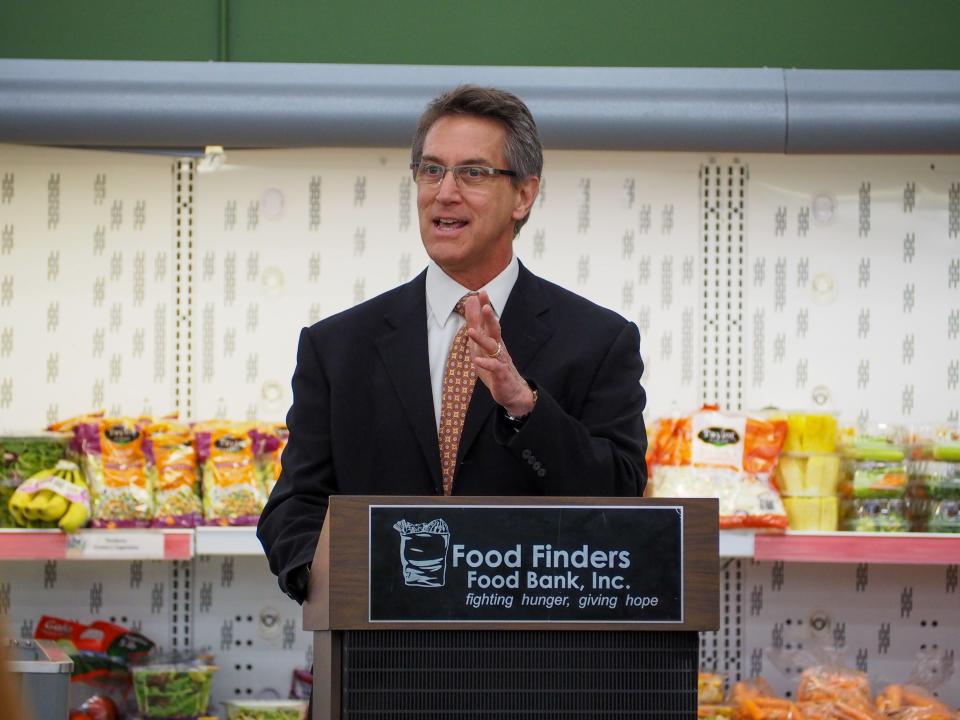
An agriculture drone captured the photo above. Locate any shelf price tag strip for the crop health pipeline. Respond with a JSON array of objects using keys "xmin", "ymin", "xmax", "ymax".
[{"xmin": 65, "ymin": 530, "xmax": 168, "ymax": 560}]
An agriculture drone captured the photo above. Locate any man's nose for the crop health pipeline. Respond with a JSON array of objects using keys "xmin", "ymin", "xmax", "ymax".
[{"xmin": 435, "ymin": 170, "xmax": 462, "ymax": 202}]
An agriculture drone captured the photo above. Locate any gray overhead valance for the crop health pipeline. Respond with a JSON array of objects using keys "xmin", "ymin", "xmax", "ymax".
[{"xmin": 0, "ymin": 59, "xmax": 958, "ymax": 153}]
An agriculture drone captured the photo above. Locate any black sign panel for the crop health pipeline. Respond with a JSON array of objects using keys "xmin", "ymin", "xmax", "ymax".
[{"xmin": 368, "ymin": 505, "xmax": 683, "ymax": 623}]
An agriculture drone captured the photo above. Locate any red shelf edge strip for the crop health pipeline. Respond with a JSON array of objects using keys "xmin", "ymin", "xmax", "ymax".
[
  {"xmin": 0, "ymin": 533, "xmax": 67, "ymax": 559},
  {"xmin": 754, "ymin": 534, "xmax": 958, "ymax": 565},
  {"xmin": 163, "ymin": 532, "xmax": 193, "ymax": 560}
]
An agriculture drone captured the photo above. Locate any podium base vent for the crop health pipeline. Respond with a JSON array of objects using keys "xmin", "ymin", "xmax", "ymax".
[{"xmin": 341, "ymin": 630, "xmax": 698, "ymax": 718}]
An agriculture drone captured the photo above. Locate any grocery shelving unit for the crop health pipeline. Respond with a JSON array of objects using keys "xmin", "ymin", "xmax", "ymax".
[
  {"xmin": 1, "ymin": 527, "xmax": 957, "ymax": 564},
  {"xmin": 2, "ymin": 66, "xmax": 959, "ymax": 709}
]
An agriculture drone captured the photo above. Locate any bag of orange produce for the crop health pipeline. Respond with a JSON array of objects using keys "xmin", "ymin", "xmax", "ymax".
[
  {"xmin": 875, "ymin": 683, "xmax": 956, "ymax": 719},
  {"xmin": 193, "ymin": 421, "xmax": 265, "ymax": 526},
  {"xmin": 145, "ymin": 420, "xmax": 202, "ymax": 527},
  {"xmin": 796, "ymin": 665, "xmax": 885, "ymax": 720},
  {"xmin": 647, "ymin": 405, "xmax": 789, "ymax": 530},
  {"xmin": 730, "ymin": 678, "xmax": 805, "ymax": 719}
]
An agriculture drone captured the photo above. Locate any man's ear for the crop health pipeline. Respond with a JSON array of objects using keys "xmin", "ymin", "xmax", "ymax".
[{"xmin": 512, "ymin": 176, "xmax": 540, "ymax": 221}]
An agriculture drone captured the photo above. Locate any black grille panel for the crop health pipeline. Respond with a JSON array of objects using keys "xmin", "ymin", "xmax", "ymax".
[{"xmin": 342, "ymin": 630, "xmax": 698, "ymax": 718}]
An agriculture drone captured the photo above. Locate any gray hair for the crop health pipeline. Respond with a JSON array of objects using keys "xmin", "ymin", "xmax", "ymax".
[{"xmin": 411, "ymin": 85, "xmax": 543, "ymax": 235}]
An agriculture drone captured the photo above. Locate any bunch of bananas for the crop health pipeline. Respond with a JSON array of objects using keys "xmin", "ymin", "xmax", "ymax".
[{"xmin": 8, "ymin": 460, "xmax": 91, "ymax": 532}]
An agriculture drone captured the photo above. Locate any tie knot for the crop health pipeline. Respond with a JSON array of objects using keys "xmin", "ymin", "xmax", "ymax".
[{"xmin": 454, "ymin": 292, "xmax": 477, "ymax": 318}]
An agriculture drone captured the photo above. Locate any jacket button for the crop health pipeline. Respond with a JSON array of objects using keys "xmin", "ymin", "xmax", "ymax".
[
  {"xmin": 537, "ymin": 468, "xmax": 547, "ymax": 478},
  {"xmin": 533, "ymin": 461, "xmax": 542, "ymax": 471},
  {"xmin": 521, "ymin": 449, "xmax": 532, "ymax": 459}
]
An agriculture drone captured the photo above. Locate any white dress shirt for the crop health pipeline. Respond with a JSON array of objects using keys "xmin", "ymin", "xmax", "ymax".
[{"xmin": 425, "ymin": 256, "xmax": 519, "ymax": 431}]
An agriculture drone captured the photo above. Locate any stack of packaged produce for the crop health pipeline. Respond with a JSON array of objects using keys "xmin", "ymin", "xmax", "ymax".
[
  {"xmin": 36, "ymin": 614, "xmax": 154, "ymax": 719},
  {"xmin": 838, "ymin": 424, "xmax": 910, "ymax": 532},
  {"xmin": 724, "ymin": 665, "xmax": 958, "ymax": 719},
  {"xmin": 1, "ymin": 413, "xmax": 288, "ymax": 532},
  {"xmin": 774, "ymin": 414, "xmax": 841, "ymax": 531},
  {"xmin": 33, "ymin": 609, "xmax": 310, "ymax": 719},
  {"xmin": 906, "ymin": 426, "xmax": 960, "ymax": 534},
  {"xmin": 647, "ymin": 405, "xmax": 789, "ymax": 530},
  {"xmin": 648, "ymin": 406, "xmax": 960, "ymax": 534}
]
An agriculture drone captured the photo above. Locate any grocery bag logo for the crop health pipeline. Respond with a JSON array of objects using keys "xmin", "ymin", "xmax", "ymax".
[
  {"xmin": 215, "ymin": 434, "xmax": 247, "ymax": 452},
  {"xmin": 697, "ymin": 427, "xmax": 740, "ymax": 447},
  {"xmin": 393, "ymin": 518, "xmax": 450, "ymax": 588},
  {"xmin": 105, "ymin": 424, "xmax": 139, "ymax": 445}
]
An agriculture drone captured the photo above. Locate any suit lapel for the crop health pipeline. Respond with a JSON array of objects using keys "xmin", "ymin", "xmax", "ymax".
[
  {"xmin": 375, "ymin": 271, "xmax": 443, "ymax": 492},
  {"xmin": 457, "ymin": 263, "xmax": 553, "ymax": 465}
]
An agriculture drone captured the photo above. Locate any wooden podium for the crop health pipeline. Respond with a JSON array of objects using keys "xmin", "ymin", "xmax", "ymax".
[{"xmin": 304, "ymin": 496, "xmax": 718, "ymax": 719}]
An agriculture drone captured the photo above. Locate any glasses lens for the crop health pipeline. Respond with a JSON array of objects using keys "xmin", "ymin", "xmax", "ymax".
[
  {"xmin": 454, "ymin": 166, "xmax": 489, "ymax": 186},
  {"xmin": 415, "ymin": 163, "xmax": 445, "ymax": 184}
]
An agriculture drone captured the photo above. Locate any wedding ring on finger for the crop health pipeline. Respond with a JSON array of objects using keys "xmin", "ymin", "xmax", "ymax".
[{"xmin": 486, "ymin": 341, "xmax": 503, "ymax": 359}]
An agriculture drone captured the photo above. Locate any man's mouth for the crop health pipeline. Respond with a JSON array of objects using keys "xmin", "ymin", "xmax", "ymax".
[{"xmin": 433, "ymin": 218, "xmax": 468, "ymax": 230}]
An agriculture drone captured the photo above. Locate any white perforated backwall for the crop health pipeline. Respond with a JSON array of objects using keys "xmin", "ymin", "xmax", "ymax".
[
  {"xmin": 2, "ymin": 144, "xmax": 960, "ymax": 710},
  {"xmin": 192, "ymin": 554, "xmax": 312, "ymax": 705},
  {"xmin": 0, "ymin": 146, "xmax": 176, "ymax": 431},
  {"xmin": 0, "ymin": 558, "xmax": 179, "ymax": 658},
  {"xmin": 190, "ymin": 149, "xmax": 428, "ymax": 423},
  {"xmin": 743, "ymin": 560, "xmax": 959, "ymax": 702},
  {"xmin": 189, "ymin": 147, "xmax": 701, "ymax": 422},
  {"xmin": 744, "ymin": 155, "xmax": 960, "ymax": 425}
]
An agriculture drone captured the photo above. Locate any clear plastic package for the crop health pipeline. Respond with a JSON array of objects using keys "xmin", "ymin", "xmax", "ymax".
[
  {"xmin": 775, "ymin": 452, "xmax": 841, "ymax": 496},
  {"xmin": 224, "ymin": 698, "xmax": 308, "ymax": 720},
  {"xmin": 132, "ymin": 663, "xmax": 217, "ymax": 718},
  {"xmin": 841, "ymin": 497, "xmax": 909, "ymax": 532}
]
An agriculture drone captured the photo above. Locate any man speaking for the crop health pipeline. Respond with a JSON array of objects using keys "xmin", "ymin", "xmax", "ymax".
[{"xmin": 257, "ymin": 85, "xmax": 648, "ymax": 604}]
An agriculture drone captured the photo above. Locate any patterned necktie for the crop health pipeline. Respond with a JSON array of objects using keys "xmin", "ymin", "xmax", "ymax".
[{"xmin": 439, "ymin": 294, "xmax": 478, "ymax": 495}]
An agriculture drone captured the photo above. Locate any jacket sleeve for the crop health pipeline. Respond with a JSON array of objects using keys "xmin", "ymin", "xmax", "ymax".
[
  {"xmin": 257, "ymin": 326, "xmax": 336, "ymax": 602},
  {"xmin": 494, "ymin": 321, "xmax": 647, "ymax": 497}
]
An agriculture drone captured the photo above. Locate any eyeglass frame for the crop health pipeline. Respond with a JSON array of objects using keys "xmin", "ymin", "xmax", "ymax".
[{"xmin": 409, "ymin": 161, "xmax": 518, "ymax": 187}]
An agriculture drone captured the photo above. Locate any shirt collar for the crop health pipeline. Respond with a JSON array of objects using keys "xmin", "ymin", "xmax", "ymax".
[{"xmin": 425, "ymin": 255, "xmax": 519, "ymax": 329}]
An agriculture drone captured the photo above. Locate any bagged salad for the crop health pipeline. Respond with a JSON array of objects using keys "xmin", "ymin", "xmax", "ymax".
[
  {"xmin": 145, "ymin": 421, "xmax": 202, "ymax": 527},
  {"xmin": 648, "ymin": 405, "xmax": 789, "ymax": 529},
  {"xmin": 194, "ymin": 421, "xmax": 265, "ymax": 525},
  {"xmin": 253, "ymin": 423, "xmax": 288, "ymax": 499},
  {"xmin": 75, "ymin": 417, "xmax": 155, "ymax": 528}
]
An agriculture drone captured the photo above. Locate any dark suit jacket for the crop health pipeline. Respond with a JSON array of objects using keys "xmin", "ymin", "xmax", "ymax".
[{"xmin": 257, "ymin": 262, "xmax": 647, "ymax": 601}]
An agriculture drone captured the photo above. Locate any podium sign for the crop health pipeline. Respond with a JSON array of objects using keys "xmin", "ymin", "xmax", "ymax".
[
  {"xmin": 305, "ymin": 497, "xmax": 717, "ymax": 719},
  {"xmin": 369, "ymin": 504, "xmax": 683, "ymax": 623}
]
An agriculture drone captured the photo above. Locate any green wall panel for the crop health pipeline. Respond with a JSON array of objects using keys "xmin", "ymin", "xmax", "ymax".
[
  {"xmin": 2, "ymin": 0, "xmax": 959, "ymax": 69},
  {"xmin": 0, "ymin": 1, "xmax": 220, "ymax": 61},
  {"xmin": 225, "ymin": 0, "xmax": 960, "ymax": 69}
]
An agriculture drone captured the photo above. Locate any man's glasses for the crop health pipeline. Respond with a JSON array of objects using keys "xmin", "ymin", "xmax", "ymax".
[{"xmin": 410, "ymin": 162, "xmax": 517, "ymax": 188}]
